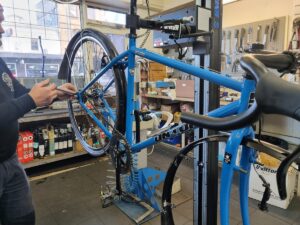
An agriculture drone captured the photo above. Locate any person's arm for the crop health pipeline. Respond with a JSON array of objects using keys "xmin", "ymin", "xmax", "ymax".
[
  {"xmin": 0, "ymin": 94, "xmax": 36, "ymax": 128},
  {"xmin": 12, "ymin": 77, "xmax": 30, "ymax": 98},
  {"xmin": 0, "ymin": 58, "xmax": 30, "ymax": 97}
]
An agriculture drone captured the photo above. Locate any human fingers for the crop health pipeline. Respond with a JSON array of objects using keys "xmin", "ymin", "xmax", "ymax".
[{"xmin": 38, "ymin": 79, "xmax": 50, "ymax": 87}]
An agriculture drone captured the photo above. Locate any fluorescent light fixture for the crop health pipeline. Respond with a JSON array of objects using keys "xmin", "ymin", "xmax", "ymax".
[{"xmin": 223, "ymin": 0, "xmax": 239, "ymax": 4}]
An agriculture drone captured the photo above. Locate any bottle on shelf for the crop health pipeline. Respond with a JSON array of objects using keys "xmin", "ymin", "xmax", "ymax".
[
  {"xmin": 67, "ymin": 124, "xmax": 73, "ymax": 152},
  {"xmin": 48, "ymin": 125, "xmax": 55, "ymax": 156},
  {"xmin": 33, "ymin": 129, "xmax": 39, "ymax": 159},
  {"xmin": 63, "ymin": 126, "xmax": 68, "ymax": 152},
  {"xmin": 58, "ymin": 127, "xmax": 64, "ymax": 154},
  {"xmin": 90, "ymin": 125, "xmax": 100, "ymax": 148},
  {"xmin": 38, "ymin": 129, "xmax": 45, "ymax": 159},
  {"xmin": 42, "ymin": 128, "xmax": 49, "ymax": 156},
  {"xmin": 54, "ymin": 128, "xmax": 59, "ymax": 154}
]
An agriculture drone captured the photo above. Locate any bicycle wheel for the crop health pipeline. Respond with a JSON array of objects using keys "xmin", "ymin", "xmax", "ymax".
[{"xmin": 59, "ymin": 29, "xmax": 126, "ymax": 156}]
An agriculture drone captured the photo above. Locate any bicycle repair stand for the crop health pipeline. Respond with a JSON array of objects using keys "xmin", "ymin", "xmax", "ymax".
[
  {"xmin": 193, "ymin": 1, "xmax": 222, "ymax": 225},
  {"xmin": 104, "ymin": 1, "xmax": 221, "ymax": 224}
]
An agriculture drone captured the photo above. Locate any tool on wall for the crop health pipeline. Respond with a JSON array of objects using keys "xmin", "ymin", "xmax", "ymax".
[
  {"xmin": 234, "ymin": 29, "xmax": 239, "ymax": 53},
  {"xmin": 238, "ymin": 28, "xmax": 246, "ymax": 52},
  {"xmin": 225, "ymin": 30, "xmax": 232, "ymax": 55},
  {"xmin": 225, "ymin": 30, "xmax": 232, "ymax": 67},
  {"xmin": 222, "ymin": 30, "xmax": 226, "ymax": 53},
  {"xmin": 256, "ymin": 24, "xmax": 262, "ymax": 43},
  {"xmin": 247, "ymin": 27, "xmax": 253, "ymax": 45},
  {"xmin": 270, "ymin": 18, "xmax": 279, "ymax": 42},
  {"xmin": 290, "ymin": 17, "xmax": 300, "ymax": 50},
  {"xmin": 263, "ymin": 25, "xmax": 270, "ymax": 48}
]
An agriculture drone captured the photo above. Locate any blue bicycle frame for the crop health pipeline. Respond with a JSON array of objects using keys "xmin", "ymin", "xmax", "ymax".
[{"xmin": 78, "ymin": 34, "xmax": 256, "ymax": 225}]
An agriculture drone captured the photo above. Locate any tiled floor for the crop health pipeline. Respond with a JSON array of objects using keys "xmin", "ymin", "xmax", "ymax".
[{"xmin": 28, "ymin": 149, "xmax": 300, "ymax": 225}]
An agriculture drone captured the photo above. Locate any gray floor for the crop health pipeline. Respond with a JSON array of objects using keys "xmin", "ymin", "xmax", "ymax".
[{"xmin": 28, "ymin": 149, "xmax": 300, "ymax": 225}]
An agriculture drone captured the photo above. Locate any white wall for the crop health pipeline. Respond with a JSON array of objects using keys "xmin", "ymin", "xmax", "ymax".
[{"xmin": 223, "ymin": 0, "xmax": 293, "ymax": 27}]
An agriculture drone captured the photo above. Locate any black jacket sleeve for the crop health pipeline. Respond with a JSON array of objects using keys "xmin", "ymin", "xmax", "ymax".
[
  {"xmin": 0, "ymin": 94, "xmax": 36, "ymax": 128},
  {"xmin": 12, "ymin": 78, "xmax": 30, "ymax": 98},
  {"xmin": 0, "ymin": 58, "xmax": 36, "ymax": 128},
  {"xmin": 0, "ymin": 58, "xmax": 30, "ymax": 98}
]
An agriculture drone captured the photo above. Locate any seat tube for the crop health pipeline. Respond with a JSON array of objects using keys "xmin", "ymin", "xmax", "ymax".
[{"xmin": 125, "ymin": 36, "xmax": 137, "ymax": 145}]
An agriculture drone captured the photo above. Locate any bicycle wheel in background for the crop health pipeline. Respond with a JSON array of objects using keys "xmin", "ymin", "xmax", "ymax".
[{"xmin": 58, "ymin": 29, "xmax": 126, "ymax": 156}]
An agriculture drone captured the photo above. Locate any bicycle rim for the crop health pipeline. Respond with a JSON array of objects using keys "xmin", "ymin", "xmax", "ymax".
[{"xmin": 64, "ymin": 29, "xmax": 126, "ymax": 156}]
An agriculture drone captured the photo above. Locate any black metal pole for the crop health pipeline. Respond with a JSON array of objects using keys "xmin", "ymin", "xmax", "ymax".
[
  {"xmin": 129, "ymin": 0, "xmax": 137, "ymax": 36},
  {"xmin": 206, "ymin": 0, "xmax": 222, "ymax": 225}
]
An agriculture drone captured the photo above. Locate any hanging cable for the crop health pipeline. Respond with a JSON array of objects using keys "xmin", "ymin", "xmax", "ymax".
[{"xmin": 138, "ymin": 0, "xmax": 151, "ymax": 48}]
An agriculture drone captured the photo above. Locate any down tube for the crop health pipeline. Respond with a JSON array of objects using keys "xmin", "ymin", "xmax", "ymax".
[{"xmin": 133, "ymin": 48, "xmax": 243, "ymax": 92}]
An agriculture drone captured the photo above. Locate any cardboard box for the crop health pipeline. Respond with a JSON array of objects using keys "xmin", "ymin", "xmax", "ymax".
[
  {"xmin": 16, "ymin": 134, "xmax": 24, "ymax": 163},
  {"xmin": 20, "ymin": 132, "xmax": 29, "ymax": 163},
  {"xmin": 249, "ymin": 164, "xmax": 297, "ymax": 209},
  {"xmin": 148, "ymin": 62, "xmax": 167, "ymax": 81},
  {"xmin": 176, "ymin": 80, "xmax": 194, "ymax": 99},
  {"xmin": 25, "ymin": 131, "xmax": 34, "ymax": 162}
]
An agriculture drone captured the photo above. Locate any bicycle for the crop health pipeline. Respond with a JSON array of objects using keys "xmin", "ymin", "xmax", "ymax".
[{"xmin": 57, "ymin": 0, "xmax": 300, "ymax": 224}]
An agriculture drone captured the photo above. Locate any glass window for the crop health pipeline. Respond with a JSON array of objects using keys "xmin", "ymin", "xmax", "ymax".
[
  {"xmin": 69, "ymin": 5, "xmax": 79, "ymax": 17},
  {"xmin": 14, "ymin": 9, "xmax": 30, "ymax": 24},
  {"xmin": 29, "ymin": 0, "xmax": 44, "ymax": 12},
  {"xmin": 43, "ymin": 0, "xmax": 57, "ymax": 14},
  {"xmin": 6, "ymin": 63, "xmax": 17, "ymax": 76},
  {"xmin": 3, "ymin": 8, "xmax": 15, "ymax": 23},
  {"xmin": 107, "ymin": 34, "xmax": 125, "ymax": 54},
  {"xmin": 46, "ymin": 28, "xmax": 59, "ymax": 40},
  {"xmin": 2, "ymin": 0, "xmax": 13, "ymax": 8},
  {"xmin": 31, "ymin": 26, "xmax": 46, "ymax": 39},
  {"xmin": 0, "ymin": 1, "xmax": 81, "ymax": 77},
  {"xmin": 44, "ymin": 13, "xmax": 58, "ymax": 27},
  {"xmin": 59, "ymin": 28, "xmax": 70, "ymax": 41},
  {"xmin": 2, "ymin": 22, "xmax": 16, "ymax": 37},
  {"xmin": 87, "ymin": 7, "xmax": 126, "ymax": 26},
  {"xmin": 30, "ymin": 11, "xmax": 44, "ymax": 25},
  {"xmin": 13, "ymin": 0, "xmax": 29, "ymax": 10},
  {"xmin": 31, "ymin": 38, "xmax": 39, "ymax": 51},
  {"xmin": 16, "ymin": 25, "xmax": 31, "ymax": 38}
]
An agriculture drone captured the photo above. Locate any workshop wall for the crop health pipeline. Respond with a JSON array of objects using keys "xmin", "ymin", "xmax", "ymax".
[{"xmin": 223, "ymin": 0, "xmax": 293, "ymax": 49}]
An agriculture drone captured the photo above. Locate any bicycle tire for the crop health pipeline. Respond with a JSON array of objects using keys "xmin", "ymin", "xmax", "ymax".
[{"xmin": 59, "ymin": 29, "xmax": 126, "ymax": 156}]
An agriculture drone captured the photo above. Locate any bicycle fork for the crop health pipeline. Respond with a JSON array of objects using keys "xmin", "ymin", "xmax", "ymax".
[{"xmin": 220, "ymin": 127, "xmax": 255, "ymax": 225}]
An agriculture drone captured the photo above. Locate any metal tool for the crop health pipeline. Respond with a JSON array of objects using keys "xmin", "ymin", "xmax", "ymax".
[
  {"xmin": 263, "ymin": 25, "xmax": 270, "ymax": 47},
  {"xmin": 270, "ymin": 19, "xmax": 279, "ymax": 42},
  {"xmin": 256, "ymin": 25, "xmax": 262, "ymax": 43},
  {"xmin": 239, "ymin": 28, "xmax": 246, "ymax": 52},
  {"xmin": 225, "ymin": 30, "xmax": 232, "ymax": 55},
  {"xmin": 222, "ymin": 30, "xmax": 226, "ymax": 53},
  {"xmin": 56, "ymin": 87, "xmax": 76, "ymax": 96},
  {"xmin": 247, "ymin": 27, "xmax": 253, "ymax": 45},
  {"xmin": 234, "ymin": 29, "xmax": 239, "ymax": 53}
]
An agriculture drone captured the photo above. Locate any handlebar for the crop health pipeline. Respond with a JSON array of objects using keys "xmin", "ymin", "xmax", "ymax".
[
  {"xmin": 181, "ymin": 54, "xmax": 300, "ymax": 202},
  {"xmin": 182, "ymin": 54, "xmax": 300, "ymax": 130}
]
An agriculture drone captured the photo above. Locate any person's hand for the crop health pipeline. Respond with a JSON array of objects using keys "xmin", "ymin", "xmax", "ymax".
[
  {"xmin": 29, "ymin": 79, "xmax": 58, "ymax": 107},
  {"xmin": 57, "ymin": 83, "xmax": 77, "ymax": 100}
]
